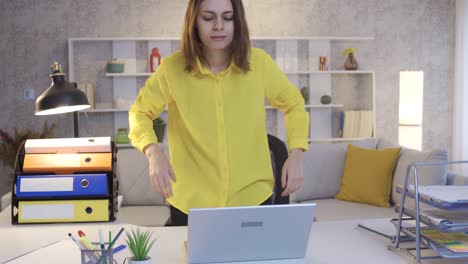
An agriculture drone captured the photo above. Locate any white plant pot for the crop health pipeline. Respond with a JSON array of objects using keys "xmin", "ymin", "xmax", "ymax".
[{"xmin": 128, "ymin": 257, "xmax": 152, "ymax": 264}]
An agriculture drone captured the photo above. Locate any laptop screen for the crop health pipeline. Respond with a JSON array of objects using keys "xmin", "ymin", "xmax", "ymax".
[{"xmin": 187, "ymin": 204, "xmax": 316, "ymax": 263}]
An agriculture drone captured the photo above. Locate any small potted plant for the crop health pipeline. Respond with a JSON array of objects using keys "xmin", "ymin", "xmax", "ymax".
[{"xmin": 125, "ymin": 228, "xmax": 158, "ymax": 264}]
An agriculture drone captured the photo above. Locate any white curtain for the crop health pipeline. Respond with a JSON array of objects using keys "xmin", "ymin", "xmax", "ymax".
[{"xmin": 453, "ymin": 0, "xmax": 468, "ymax": 174}]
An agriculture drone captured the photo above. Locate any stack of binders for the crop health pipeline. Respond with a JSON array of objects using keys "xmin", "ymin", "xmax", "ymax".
[{"xmin": 11, "ymin": 137, "xmax": 118, "ymax": 224}]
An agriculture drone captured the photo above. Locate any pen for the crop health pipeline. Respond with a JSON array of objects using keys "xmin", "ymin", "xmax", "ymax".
[
  {"xmin": 112, "ymin": 244, "xmax": 126, "ymax": 254},
  {"xmin": 69, "ymin": 233, "xmax": 97, "ymax": 262},
  {"xmin": 68, "ymin": 233, "xmax": 84, "ymax": 250},
  {"xmin": 107, "ymin": 227, "xmax": 125, "ymax": 250},
  {"xmin": 109, "ymin": 230, "xmax": 112, "ymax": 245},
  {"xmin": 98, "ymin": 229, "xmax": 105, "ymax": 250}
]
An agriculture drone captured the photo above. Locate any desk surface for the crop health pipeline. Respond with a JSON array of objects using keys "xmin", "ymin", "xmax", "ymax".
[{"xmin": 0, "ymin": 217, "xmax": 467, "ymax": 264}]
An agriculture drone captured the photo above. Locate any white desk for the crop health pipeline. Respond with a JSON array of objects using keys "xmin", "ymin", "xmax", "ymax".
[{"xmin": 0, "ymin": 217, "xmax": 467, "ymax": 264}]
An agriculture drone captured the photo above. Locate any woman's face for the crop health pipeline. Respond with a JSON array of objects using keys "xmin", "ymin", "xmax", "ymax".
[{"xmin": 196, "ymin": 0, "xmax": 234, "ymax": 53}]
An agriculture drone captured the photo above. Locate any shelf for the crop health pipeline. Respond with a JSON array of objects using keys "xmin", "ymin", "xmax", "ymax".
[
  {"xmin": 69, "ymin": 37, "xmax": 180, "ymax": 42},
  {"xmin": 70, "ymin": 36, "xmax": 374, "ymax": 42},
  {"xmin": 307, "ymin": 104, "xmax": 343, "ymax": 108},
  {"xmin": 87, "ymin": 105, "xmax": 344, "ymax": 111},
  {"xmin": 117, "ymin": 143, "xmax": 166, "ymax": 149},
  {"xmin": 105, "ymin": 73, "xmax": 153, "ymax": 77},
  {"xmin": 393, "ymin": 222, "xmax": 468, "ymax": 259},
  {"xmin": 82, "ymin": 107, "xmax": 169, "ymax": 113},
  {"xmin": 265, "ymin": 104, "xmax": 343, "ymax": 110},
  {"xmin": 394, "ymin": 205, "xmax": 468, "ymax": 233},
  {"xmin": 428, "ymin": 241, "xmax": 468, "ymax": 259},
  {"xmin": 81, "ymin": 108, "xmax": 129, "ymax": 113},
  {"xmin": 105, "ymin": 71, "xmax": 374, "ymax": 77},
  {"xmin": 252, "ymin": 36, "xmax": 374, "ymax": 41},
  {"xmin": 396, "ymin": 185, "xmax": 468, "ymax": 210},
  {"xmin": 116, "ymin": 144, "xmax": 134, "ymax": 148},
  {"xmin": 284, "ymin": 70, "xmax": 374, "ymax": 75},
  {"xmin": 308, "ymin": 137, "xmax": 373, "ymax": 143}
]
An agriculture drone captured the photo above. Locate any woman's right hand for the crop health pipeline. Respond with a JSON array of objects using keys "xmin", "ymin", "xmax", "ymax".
[{"xmin": 144, "ymin": 143, "xmax": 176, "ymax": 198}]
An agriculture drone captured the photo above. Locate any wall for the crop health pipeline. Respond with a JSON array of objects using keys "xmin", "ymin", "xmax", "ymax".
[{"xmin": 0, "ymin": 0, "xmax": 455, "ymax": 195}]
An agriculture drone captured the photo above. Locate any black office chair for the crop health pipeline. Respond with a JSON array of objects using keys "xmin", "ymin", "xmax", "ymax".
[{"xmin": 267, "ymin": 134, "xmax": 289, "ymax": 204}]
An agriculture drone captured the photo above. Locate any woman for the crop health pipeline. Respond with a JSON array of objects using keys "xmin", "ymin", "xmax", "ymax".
[{"xmin": 129, "ymin": 0, "xmax": 309, "ymax": 226}]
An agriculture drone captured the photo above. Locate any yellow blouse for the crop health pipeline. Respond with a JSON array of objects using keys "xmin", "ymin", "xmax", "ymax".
[{"xmin": 129, "ymin": 48, "xmax": 309, "ymax": 214}]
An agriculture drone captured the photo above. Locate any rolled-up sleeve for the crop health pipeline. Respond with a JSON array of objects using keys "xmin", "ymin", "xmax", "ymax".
[
  {"xmin": 128, "ymin": 63, "xmax": 173, "ymax": 152},
  {"xmin": 263, "ymin": 51, "xmax": 309, "ymax": 152}
]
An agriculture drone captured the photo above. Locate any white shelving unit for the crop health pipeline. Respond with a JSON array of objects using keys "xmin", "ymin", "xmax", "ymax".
[
  {"xmin": 105, "ymin": 73, "xmax": 153, "ymax": 77},
  {"xmin": 68, "ymin": 36, "xmax": 375, "ymax": 146},
  {"xmin": 82, "ymin": 108, "xmax": 129, "ymax": 113}
]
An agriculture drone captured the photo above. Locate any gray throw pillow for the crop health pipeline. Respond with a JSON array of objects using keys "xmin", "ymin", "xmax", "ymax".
[
  {"xmin": 116, "ymin": 148, "xmax": 166, "ymax": 206},
  {"xmin": 291, "ymin": 139, "xmax": 377, "ymax": 202},
  {"xmin": 391, "ymin": 148, "xmax": 448, "ymax": 205}
]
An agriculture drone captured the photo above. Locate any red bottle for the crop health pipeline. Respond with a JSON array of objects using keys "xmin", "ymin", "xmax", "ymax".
[{"xmin": 150, "ymin": 48, "xmax": 161, "ymax": 72}]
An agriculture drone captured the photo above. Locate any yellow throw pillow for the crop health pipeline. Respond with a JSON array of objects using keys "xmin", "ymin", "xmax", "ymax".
[{"xmin": 335, "ymin": 144, "xmax": 401, "ymax": 207}]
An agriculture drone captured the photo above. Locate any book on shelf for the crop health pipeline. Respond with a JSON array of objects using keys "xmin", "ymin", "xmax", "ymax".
[{"xmin": 340, "ymin": 110, "xmax": 373, "ymax": 138}]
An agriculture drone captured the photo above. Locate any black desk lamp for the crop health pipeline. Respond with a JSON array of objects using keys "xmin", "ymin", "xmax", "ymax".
[{"xmin": 35, "ymin": 62, "xmax": 91, "ymax": 137}]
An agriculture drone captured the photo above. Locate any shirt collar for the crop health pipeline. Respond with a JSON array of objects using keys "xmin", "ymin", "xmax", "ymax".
[{"xmin": 193, "ymin": 57, "xmax": 241, "ymax": 77}]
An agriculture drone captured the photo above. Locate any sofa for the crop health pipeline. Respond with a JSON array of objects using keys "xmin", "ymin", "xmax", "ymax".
[
  {"xmin": 113, "ymin": 138, "xmax": 468, "ymax": 226},
  {"xmin": 1, "ymin": 138, "xmax": 467, "ymax": 226}
]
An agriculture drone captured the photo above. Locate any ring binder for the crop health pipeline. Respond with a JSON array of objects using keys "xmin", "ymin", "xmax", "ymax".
[
  {"xmin": 24, "ymin": 137, "xmax": 112, "ymax": 154},
  {"xmin": 16, "ymin": 174, "xmax": 108, "ymax": 197},
  {"xmin": 17, "ymin": 199, "xmax": 109, "ymax": 223},
  {"xmin": 23, "ymin": 153, "xmax": 112, "ymax": 174}
]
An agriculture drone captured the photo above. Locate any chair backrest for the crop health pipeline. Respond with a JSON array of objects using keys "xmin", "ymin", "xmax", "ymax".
[{"xmin": 267, "ymin": 134, "xmax": 289, "ymax": 204}]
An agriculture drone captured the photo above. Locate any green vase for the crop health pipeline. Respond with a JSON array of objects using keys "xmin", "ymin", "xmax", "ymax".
[{"xmin": 115, "ymin": 128, "xmax": 130, "ymax": 144}]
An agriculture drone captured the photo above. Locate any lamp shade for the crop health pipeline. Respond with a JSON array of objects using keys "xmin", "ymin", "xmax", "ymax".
[{"xmin": 35, "ymin": 62, "xmax": 90, "ymax": 116}]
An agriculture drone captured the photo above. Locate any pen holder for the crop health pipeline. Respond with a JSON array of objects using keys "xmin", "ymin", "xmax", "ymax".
[{"xmin": 81, "ymin": 242, "xmax": 114, "ymax": 264}]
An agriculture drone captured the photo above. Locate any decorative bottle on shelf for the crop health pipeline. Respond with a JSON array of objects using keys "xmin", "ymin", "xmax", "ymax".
[
  {"xmin": 344, "ymin": 53, "xmax": 358, "ymax": 70},
  {"xmin": 150, "ymin": 48, "xmax": 161, "ymax": 72}
]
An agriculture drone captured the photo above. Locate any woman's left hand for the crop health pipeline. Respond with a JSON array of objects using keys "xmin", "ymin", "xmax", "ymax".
[{"xmin": 281, "ymin": 148, "xmax": 305, "ymax": 197}]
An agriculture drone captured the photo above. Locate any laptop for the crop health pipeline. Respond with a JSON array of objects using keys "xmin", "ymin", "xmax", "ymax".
[{"xmin": 187, "ymin": 203, "xmax": 316, "ymax": 264}]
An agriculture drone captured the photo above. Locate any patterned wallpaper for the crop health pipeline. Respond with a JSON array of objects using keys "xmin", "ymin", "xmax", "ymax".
[{"xmin": 0, "ymin": 0, "xmax": 455, "ymax": 195}]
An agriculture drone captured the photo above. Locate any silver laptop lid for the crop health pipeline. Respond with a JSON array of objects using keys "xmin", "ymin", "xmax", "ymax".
[{"xmin": 188, "ymin": 204, "xmax": 316, "ymax": 264}]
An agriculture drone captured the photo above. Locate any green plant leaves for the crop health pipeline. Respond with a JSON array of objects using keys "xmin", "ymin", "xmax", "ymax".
[{"xmin": 125, "ymin": 228, "xmax": 158, "ymax": 260}]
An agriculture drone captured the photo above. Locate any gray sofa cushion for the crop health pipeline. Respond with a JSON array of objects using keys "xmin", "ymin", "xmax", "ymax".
[
  {"xmin": 291, "ymin": 139, "xmax": 378, "ymax": 202},
  {"xmin": 299, "ymin": 199, "xmax": 395, "ymax": 221},
  {"xmin": 116, "ymin": 148, "xmax": 166, "ymax": 206},
  {"xmin": 117, "ymin": 205, "xmax": 169, "ymax": 227},
  {"xmin": 391, "ymin": 148, "xmax": 448, "ymax": 205}
]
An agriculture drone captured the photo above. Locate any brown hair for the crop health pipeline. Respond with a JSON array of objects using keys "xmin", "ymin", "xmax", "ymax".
[{"xmin": 181, "ymin": 0, "xmax": 251, "ymax": 73}]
